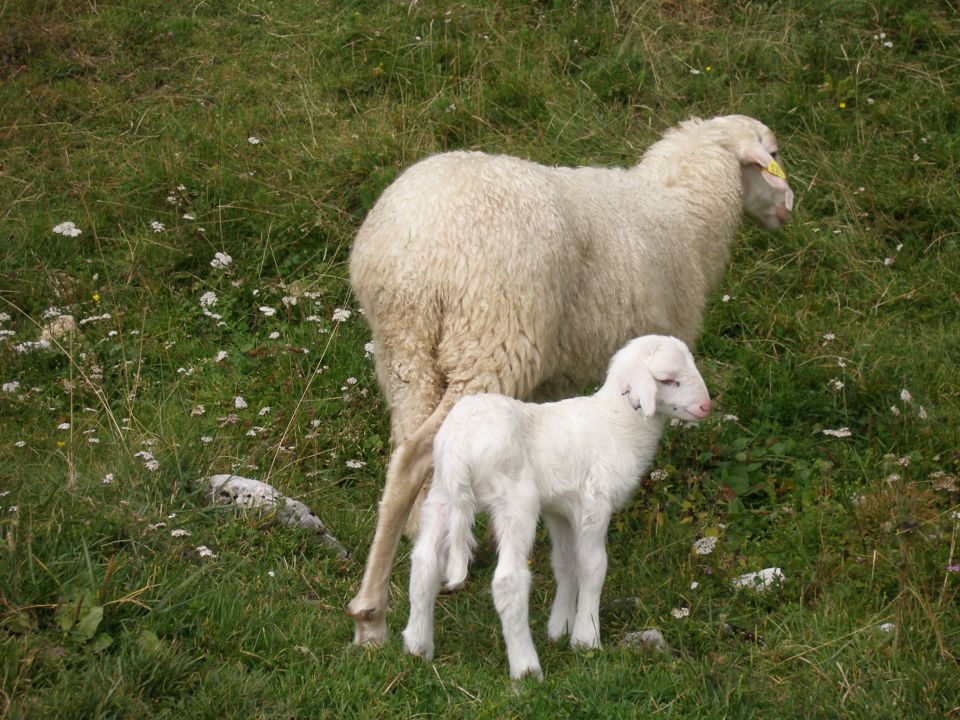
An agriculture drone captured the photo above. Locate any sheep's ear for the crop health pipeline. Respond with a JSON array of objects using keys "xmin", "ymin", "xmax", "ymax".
[
  {"xmin": 740, "ymin": 142, "xmax": 791, "ymax": 191},
  {"xmin": 621, "ymin": 367, "xmax": 658, "ymax": 417}
]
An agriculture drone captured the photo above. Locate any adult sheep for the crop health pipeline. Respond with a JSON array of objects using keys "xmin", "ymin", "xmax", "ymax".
[{"xmin": 347, "ymin": 114, "xmax": 794, "ymax": 645}]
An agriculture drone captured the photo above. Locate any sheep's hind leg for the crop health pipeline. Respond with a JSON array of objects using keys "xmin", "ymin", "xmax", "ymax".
[
  {"xmin": 489, "ymin": 486, "xmax": 542, "ymax": 681},
  {"xmin": 545, "ymin": 513, "xmax": 578, "ymax": 641},
  {"xmin": 347, "ymin": 412, "xmax": 440, "ymax": 645}
]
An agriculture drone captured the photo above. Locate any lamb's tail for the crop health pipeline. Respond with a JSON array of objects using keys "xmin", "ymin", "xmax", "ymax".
[{"xmin": 437, "ymin": 451, "xmax": 477, "ymax": 591}]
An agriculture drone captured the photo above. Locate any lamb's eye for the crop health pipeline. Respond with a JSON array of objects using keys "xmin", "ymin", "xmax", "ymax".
[{"xmin": 770, "ymin": 150, "xmax": 779, "ymax": 159}]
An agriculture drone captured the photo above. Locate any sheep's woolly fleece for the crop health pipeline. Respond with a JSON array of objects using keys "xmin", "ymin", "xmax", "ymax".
[{"xmin": 206, "ymin": 474, "xmax": 348, "ymax": 559}]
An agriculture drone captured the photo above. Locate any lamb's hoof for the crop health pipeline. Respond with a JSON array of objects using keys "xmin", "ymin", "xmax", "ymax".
[
  {"xmin": 570, "ymin": 634, "xmax": 601, "ymax": 651},
  {"xmin": 347, "ymin": 599, "xmax": 387, "ymax": 646},
  {"xmin": 401, "ymin": 630, "xmax": 434, "ymax": 661},
  {"xmin": 547, "ymin": 619, "xmax": 572, "ymax": 642},
  {"xmin": 510, "ymin": 664, "xmax": 544, "ymax": 682}
]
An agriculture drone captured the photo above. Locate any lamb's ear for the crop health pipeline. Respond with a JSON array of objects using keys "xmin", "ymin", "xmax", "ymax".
[{"xmin": 621, "ymin": 366, "xmax": 658, "ymax": 417}]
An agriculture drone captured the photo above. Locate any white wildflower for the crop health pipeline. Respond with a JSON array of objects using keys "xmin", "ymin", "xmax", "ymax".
[
  {"xmin": 690, "ymin": 581, "xmax": 700, "ymax": 590},
  {"xmin": 191, "ymin": 404, "xmax": 206, "ymax": 416},
  {"xmin": 693, "ymin": 536, "xmax": 718, "ymax": 556},
  {"xmin": 196, "ymin": 545, "xmax": 217, "ymax": 558},
  {"xmin": 0, "ymin": 312, "xmax": 10, "ymax": 322},
  {"xmin": 829, "ymin": 378, "xmax": 845, "ymax": 391},
  {"xmin": 15, "ymin": 441, "xmax": 26, "ymax": 448},
  {"xmin": 723, "ymin": 414, "xmax": 739, "ymax": 422},
  {"xmin": 721, "ymin": 294, "xmax": 731, "ymax": 302},
  {"xmin": 649, "ymin": 468, "xmax": 669, "ymax": 482},
  {"xmin": 183, "ymin": 213, "xmax": 196, "ymax": 220},
  {"xmin": 258, "ymin": 406, "xmax": 271, "ymax": 416},
  {"xmin": 150, "ymin": 220, "xmax": 165, "ymax": 233},
  {"xmin": 364, "ymin": 341, "xmax": 375, "ymax": 358},
  {"xmin": 103, "ymin": 473, "xmax": 114, "ymax": 485},
  {"xmin": 53, "ymin": 221, "xmax": 82, "ymax": 237},
  {"xmin": 268, "ymin": 331, "xmax": 279, "ymax": 339},
  {"xmin": 248, "ymin": 136, "xmax": 261, "ymax": 145},
  {"xmin": 346, "ymin": 459, "xmax": 367, "ymax": 469},
  {"xmin": 900, "ymin": 388, "xmax": 912, "ymax": 404},
  {"xmin": 79, "ymin": 313, "xmax": 111, "ymax": 325},
  {"xmin": 234, "ymin": 396, "xmax": 248, "ymax": 409},
  {"xmin": 259, "ymin": 306, "xmax": 276, "ymax": 317},
  {"xmin": 823, "ymin": 427, "xmax": 852, "ymax": 438},
  {"xmin": 210, "ymin": 252, "xmax": 233, "ymax": 270},
  {"xmin": 2, "ymin": 381, "xmax": 20, "ymax": 393},
  {"xmin": 331, "ymin": 308, "xmax": 351, "ymax": 322},
  {"xmin": 890, "ymin": 405, "xmax": 901, "ymax": 416},
  {"xmin": 878, "ymin": 622, "xmax": 896, "ymax": 633},
  {"xmin": 671, "ymin": 607, "xmax": 690, "ymax": 619},
  {"xmin": 917, "ymin": 406, "xmax": 928, "ymax": 420},
  {"xmin": 214, "ymin": 350, "xmax": 228, "ymax": 363},
  {"xmin": 200, "ymin": 291, "xmax": 217, "ymax": 308},
  {"xmin": 171, "ymin": 529, "xmax": 191, "ymax": 538},
  {"xmin": 57, "ymin": 422, "xmax": 71, "ymax": 430},
  {"xmin": 200, "ymin": 435, "xmax": 214, "ymax": 444},
  {"xmin": 281, "ymin": 295, "xmax": 297, "ymax": 307}
]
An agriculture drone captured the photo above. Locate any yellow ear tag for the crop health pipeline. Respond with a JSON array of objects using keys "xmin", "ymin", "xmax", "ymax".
[{"xmin": 765, "ymin": 159, "xmax": 786, "ymax": 179}]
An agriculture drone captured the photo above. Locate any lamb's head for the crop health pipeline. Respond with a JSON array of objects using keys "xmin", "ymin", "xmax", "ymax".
[
  {"xmin": 612, "ymin": 335, "xmax": 711, "ymax": 422},
  {"xmin": 719, "ymin": 115, "xmax": 795, "ymax": 231}
]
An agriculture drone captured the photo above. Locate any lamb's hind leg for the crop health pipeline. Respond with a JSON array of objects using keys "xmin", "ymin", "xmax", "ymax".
[
  {"xmin": 489, "ymin": 481, "xmax": 542, "ymax": 681},
  {"xmin": 402, "ymin": 492, "xmax": 447, "ymax": 660}
]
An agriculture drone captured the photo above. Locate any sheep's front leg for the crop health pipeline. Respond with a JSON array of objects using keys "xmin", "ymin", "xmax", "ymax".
[
  {"xmin": 570, "ymin": 513, "xmax": 610, "ymax": 649},
  {"xmin": 490, "ymin": 497, "xmax": 542, "ymax": 681},
  {"xmin": 402, "ymin": 495, "xmax": 447, "ymax": 661},
  {"xmin": 545, "ymin": 514, "xmax": 577, "ymax": 641}
]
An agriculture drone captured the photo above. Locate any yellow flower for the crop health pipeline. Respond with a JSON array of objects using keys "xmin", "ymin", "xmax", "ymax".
[
  {"xmin": 839, "ymin": 101, "xmax": 847, "ymax": 109},
  {"xmin": 92, "ymin": 293, "xmax": 101, "ymax": 303},
  {"xmin": 705, "ymin": 66, "xmax": 712, "ymax": 72},
  {"xmin": 56, "ymin": 440, "xmax": 65, "ymax": 447}
]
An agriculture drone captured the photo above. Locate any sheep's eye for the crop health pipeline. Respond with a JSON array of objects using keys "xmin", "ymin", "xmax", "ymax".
[{"xmin": 770, "ymin": 150, "xmax": 779, "ymax": 159}]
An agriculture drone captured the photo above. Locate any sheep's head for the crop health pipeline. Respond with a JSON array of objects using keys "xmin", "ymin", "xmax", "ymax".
[
  {"xmin": 727, "ymin": 116, "xmax": 794, "ymax": 231},
  {"xmin": 614, "ymin": 335, "xmax": 712, "ymax": 422}
]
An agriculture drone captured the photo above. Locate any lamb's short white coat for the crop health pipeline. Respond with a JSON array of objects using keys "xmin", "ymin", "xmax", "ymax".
[
  {"xmin": 402, "ymin": 335, "xmax": 711, "ymax": 680},
  {"xmin": 347, "ymin": 115, "xmax": 793, "ymax": 644}
]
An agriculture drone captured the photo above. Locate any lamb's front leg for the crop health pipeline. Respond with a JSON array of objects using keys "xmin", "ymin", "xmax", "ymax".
[
  {"xmin": 570, "ymin": 513, "xmax": 610, "ymax": 649},
  {"xmin": 490, "ymin": 498, "xmax": 542, "ymax": 681},
  {"xmin": 545, "ymin": 513, "xmax": 577, "ymax": 641}
]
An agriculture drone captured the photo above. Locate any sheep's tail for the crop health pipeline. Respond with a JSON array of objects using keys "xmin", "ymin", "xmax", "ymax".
[{"xmin": 438, "ymin": 452, "xmax": 477, "ymax": 591}]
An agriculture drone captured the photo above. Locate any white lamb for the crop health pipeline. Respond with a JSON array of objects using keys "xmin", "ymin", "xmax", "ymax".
[
  {"xmin": 402, "ymin": 335, "xmax": 711, "ymax": 680},
  {"xmin": 348, "ymin": 114, "xmax": 793, "ymax": 644}
]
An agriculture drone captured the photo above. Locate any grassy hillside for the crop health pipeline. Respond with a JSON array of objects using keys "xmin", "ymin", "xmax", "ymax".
[{"xmin": 1, "ymin": 1, "xmax": 958, "ymax": 717}]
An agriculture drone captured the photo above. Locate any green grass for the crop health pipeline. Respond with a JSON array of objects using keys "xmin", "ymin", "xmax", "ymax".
[{"xmin": 2, "ymin": 1, "xmax": 959, "ymax": 717}]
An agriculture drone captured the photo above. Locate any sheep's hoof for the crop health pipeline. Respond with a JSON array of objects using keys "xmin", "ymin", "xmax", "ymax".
[{"xmin": 347, "ymin": 600, "xmax": 387, "ymax": 646}]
